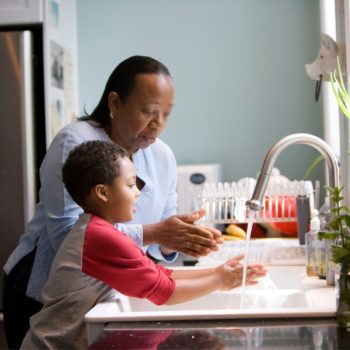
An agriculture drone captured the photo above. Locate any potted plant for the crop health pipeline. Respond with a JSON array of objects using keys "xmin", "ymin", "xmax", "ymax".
[
  {"xmin": 319, "ymin": 186, "xmax": 350, "ymax": 327},
  {"xmin": 324, "ymin": 55, "xmax": 350, "ymax": 327}
]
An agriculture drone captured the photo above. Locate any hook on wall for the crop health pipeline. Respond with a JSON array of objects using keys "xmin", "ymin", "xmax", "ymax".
[{"xmin": 305, "ymin": 33, "xmax": 346, "ymax": 103}]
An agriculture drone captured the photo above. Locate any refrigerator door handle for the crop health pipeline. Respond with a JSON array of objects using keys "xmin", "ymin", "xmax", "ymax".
[{"xmin": 19, "ymin": 31, "xmax": 36, "ymax": 224}]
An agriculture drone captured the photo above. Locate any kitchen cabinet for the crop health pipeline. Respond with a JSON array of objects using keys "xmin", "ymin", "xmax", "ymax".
[{"xmin": 0, "ymin": 0, "xmax": 43, "ymax": 24}]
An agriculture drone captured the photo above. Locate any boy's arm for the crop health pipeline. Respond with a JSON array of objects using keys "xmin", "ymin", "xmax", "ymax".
[
  {"xmin": 170, "ymin": 267, "xmax": 215, "ymax": 279},
  {"xmin": 170, "ymin": 255, "xmax": 245, "ymax": 280},
  {"xmin": 166, "ymin": 257, "xmax": 267, "ymax": 305},
  {"xmin": 165, "ymin": 273, "xmax": 223, "ymax": 304}
]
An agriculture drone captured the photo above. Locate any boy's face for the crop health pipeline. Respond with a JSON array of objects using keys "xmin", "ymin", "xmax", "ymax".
[{"xmin": 104, "ymin": 157, "xmax": 140, "ymax": 223}]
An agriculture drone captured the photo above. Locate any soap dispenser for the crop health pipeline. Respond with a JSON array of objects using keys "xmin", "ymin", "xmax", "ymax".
[{"xmin": 305, "ymin": 209, "xmax": 321, "ymax": 277}]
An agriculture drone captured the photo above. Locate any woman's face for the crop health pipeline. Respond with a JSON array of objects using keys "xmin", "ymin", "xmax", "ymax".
[{"xmin": 108, "ymin": 73, "xmax": 174, "ymax": 155}]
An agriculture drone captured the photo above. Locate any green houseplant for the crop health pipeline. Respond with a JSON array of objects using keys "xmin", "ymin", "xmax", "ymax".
[
  {"xmin": 326, "ymin": 57, "xmax": 350, "ymax": 327},
  {"xmin": 319, "ymin": 186, "xmax": 350, "ymax": 327}
]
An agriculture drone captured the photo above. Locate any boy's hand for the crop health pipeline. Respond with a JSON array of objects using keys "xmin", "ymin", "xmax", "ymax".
[{"xmin": 215, "ymin": 255, "xmax": 267, "ymax": 290}]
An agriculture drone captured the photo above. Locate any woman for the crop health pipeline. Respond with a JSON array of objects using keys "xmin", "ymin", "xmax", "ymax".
[{"xmin": 3, "ymin": 55, "xmax": 222, "ymax": 349}]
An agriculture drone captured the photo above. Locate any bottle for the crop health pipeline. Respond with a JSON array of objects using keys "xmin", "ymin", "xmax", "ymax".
[
  {"xmin": 319, "ymin": 196, "xmax": 331, "ymax": 231},
  {"xmin": 318, "ymin": 197, "xmax": 331, "ymax": 279},
  {"xmin": 305, "ymin": 209, "xmax": 321, "ymax": 277},
  {"xmin": 317, "ymin": 239, "xmax": 327, "ymax": 280}
]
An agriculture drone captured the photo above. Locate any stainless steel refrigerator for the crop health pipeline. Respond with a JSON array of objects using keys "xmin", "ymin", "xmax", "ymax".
[{"xmin": 0, "ymin": 25, "xmax": 46, "ymax": 309}]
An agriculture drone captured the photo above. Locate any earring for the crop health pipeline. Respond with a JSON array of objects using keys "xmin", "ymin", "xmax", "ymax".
[{"xmin": 109, "ymin": 112, "xmax": 114, "ymax": 119}]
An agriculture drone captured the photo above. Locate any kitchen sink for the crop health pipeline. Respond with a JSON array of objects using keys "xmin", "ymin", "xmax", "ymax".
[
  {"xmin": 127, "ymin": 289, "xmax": 308, "ymax": 312},
  {"xmin": 127, "ymin": 266, "xmax": 308, "ymax": 312},
  {"xmin": 85, "ymin": 265, "xmax": 336, "ymax": 344}
]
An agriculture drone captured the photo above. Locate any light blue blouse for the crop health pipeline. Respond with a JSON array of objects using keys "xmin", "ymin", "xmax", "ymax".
[{"xmin": 3, "ymin": 121, "xmax": 178, "ymax": 302}]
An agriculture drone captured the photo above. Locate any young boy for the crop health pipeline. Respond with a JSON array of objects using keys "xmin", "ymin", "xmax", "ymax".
[{"xmin": 21, "ymin": 141, "xmax": 266, "ymax": 349}]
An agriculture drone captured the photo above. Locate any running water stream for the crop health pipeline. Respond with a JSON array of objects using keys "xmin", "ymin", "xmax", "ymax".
[{"xmin": 240, "ymin": 210, "xmax": 256, "ymax": 309}]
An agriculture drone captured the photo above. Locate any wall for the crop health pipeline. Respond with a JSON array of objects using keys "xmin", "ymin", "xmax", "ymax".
[
  {"xmin": 43, "ymin": 0, "xmax": 79, "ymax": 145},
  {"xmin": 77, "ymin": 0, "xmax": 324, "ymax": 187}
]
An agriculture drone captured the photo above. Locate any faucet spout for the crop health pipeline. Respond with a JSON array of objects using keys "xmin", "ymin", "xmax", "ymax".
[
  {"xmin": 246, "ymin": 133, "xmax": 339, "ymax": 286},
  {"xmin": 246, "ymin": 133, "xmax": 340, "ymax": 211}
]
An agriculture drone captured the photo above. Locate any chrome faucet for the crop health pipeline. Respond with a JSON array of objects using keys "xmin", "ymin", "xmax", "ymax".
[
  {"xmin": 246, "ymin": 133, "xmax": 340, "ymax": 285},
  {"xmin": 246, "ymin": 133, "xmax": 339, "ymax": 210}
]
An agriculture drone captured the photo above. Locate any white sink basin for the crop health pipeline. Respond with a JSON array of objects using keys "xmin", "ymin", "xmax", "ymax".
[
  {"xmin": 85, "ymin": 265, "xmax": 336, "ymax": 344},
  {"xmin": 85, "ymin": 239, "xmax": 336, "ymax": 342},
  {"xmin": 86, "ymin": 266, "xmax": 335, "ymax": 320},
  {"xmin": 127, "ymin": 266, "xmax": 308, "ymax": 312},
  {"xmin": 128, "ymin": 288, "xmax": 308, "ymax": 311}
]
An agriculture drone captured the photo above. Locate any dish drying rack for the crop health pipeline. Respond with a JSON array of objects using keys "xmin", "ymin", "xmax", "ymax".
[{"xmin": 199, "ymin": 177, "xmax": 314, "ymax": 224}]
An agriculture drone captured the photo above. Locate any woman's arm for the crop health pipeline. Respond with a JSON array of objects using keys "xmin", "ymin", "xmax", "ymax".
[
  {"xmin": 143, "ymin": 209, "xmax": 224, "ymax": 257},
  {"xmin": 40, "ymin": 129, "xmax": 84, "ymax": 251},
  {"xmin": 141, "ymin": 143, "xmax": 222, "ymax": 258}
]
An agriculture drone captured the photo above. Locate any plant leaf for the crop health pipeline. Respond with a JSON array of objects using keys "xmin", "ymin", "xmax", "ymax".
[
  {"xmin": 329, "ymin": 59, "xmax": 350, "ymax": 119},
  {"xmin": 332, "ymin": 245, "xmax": 350, "ymax": 263},
  {"xmin": 304, "ymin": 155, "xmax": 323, "ymax": 180},
  {"xmin": 318, "ymin": 231, "xmax": 338, "ymax": 240}
]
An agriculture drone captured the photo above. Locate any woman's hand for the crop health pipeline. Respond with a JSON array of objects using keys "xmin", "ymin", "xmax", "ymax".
[
  {"xmin": 215, "ymin": 255, "xmax": 267, "ymax": 290},
  {"xmin": 144, "ymin": 208, "xmax": 224, "ymax": 258}
]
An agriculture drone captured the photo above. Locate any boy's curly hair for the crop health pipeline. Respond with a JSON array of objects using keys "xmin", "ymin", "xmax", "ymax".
[{"xmin": 62, "ymin": 141, "xmax": 128, "ymax": 207}]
